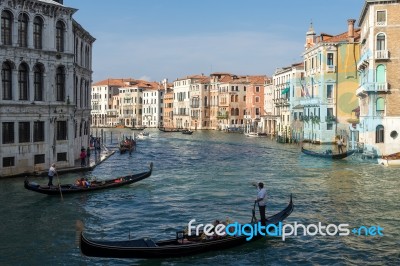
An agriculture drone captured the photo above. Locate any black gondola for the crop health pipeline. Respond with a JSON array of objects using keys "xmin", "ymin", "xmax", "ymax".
[
  {"xmin": 80, "ymin": 195, "xmax": 293, "ymax": 259},
  {"xmin": 24, "ymin": 163, "xmax": 153, "ymax": 195},
  {"xmin": 130, "ymin": 126, "xmax": 146, "ymax": 131},
  {"xmin": 181, "ymin": 129, "xmax": 193, "ymax": 135},
  {"xmin": 301, "ymin": 147, "xmax": 355, "ymax": 159},
  {"xmin": 159, "ymin": 127, "xmax": 183, "ymax": 132}
]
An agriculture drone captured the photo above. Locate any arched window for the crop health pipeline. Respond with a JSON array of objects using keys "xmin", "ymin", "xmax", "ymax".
[
  {"xmin": 231, "ymin": 95, "xmax": 234, "ymax": 102},
  {"xmin": 56, "ymin": 21, "xmax": 65, "ymax": 52},
  {"xmin": 376, "ymin": 97, "xmax": 385, "ymax": 112},
  {"xmin": 231, "ymin": 108, "xmax": 235, "ymax": 116},
  {"xmin": 18, "ymin": 63, "xmax": 29, "ymax": 100},
  {"xmin": 18, "ymin": 13, "xmax": 29, "ymax": 47},
  {"xmin": 376, "ymin": 64, "xmax": 386, "ymax": 83},
  {"xmin": 235, "ymin": 108, "xmax": 239, "ymax": 116},
  {"xmin": 2, "ymin": 62, "xmax": 12, "ymax": 100},
  {"xmin": 33, "ymin": 64, "xmax": 44, "ymax": 101},
  {"xmin": 376, "ymin": 125, "xmax": 384, "ymax": 143},
  {"xmin": 56, "ymin": 66, "xmax": 65, "ymax": 101},
  {"xmin": 33, "ymin": 16, "xmax": 43, "ymax": 49},
  {"xmin": 376, "ymin": 33, "xmax": 386, "ymax": 51},
  {"xmin": 204, "ymin": 96, "xmax": 208, "ymax": 107},
  {"xmin": 1, "ymin": 10, "xmax": 13, "ymax": 45}
]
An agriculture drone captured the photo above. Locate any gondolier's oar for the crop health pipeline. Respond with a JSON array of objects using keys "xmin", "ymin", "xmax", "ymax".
[
  {"xmin": 251, "ymin": 200, "xmax": 257, "ymax": 223},
  {"xmin": 56, "ymin": 172, "xmax": 63, "ymax": 201}
]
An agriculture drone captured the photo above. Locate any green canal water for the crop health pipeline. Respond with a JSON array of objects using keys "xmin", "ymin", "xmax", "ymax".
[{"xmin": 0, "ymin": 129, "xmax": 399, "ymax": 265}]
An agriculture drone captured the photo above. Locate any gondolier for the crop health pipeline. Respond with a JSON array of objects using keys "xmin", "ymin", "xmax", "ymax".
[
  {"xmin": 255, "ymin": 182, "xmax": 267, "ymax": 226},
  {"xmin": 48, "ymin": 163, "xmax": 57, "ymax": 186}
]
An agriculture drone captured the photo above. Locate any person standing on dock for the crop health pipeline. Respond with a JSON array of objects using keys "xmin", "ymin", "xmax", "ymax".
[
  {"xmin": 255, "ymin": 182, "xmax": 267, "ymax": 226},
  {"xmin": 80, "ymin": 148, "xmax": 87, "ymax": 167}
]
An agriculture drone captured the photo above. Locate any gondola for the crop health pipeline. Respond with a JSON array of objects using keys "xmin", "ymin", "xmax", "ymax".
[
  {"xmin": 80, "ymin": 195, "xmax": 293, "ymax": 259},
  {"xmin": 301, "ymin": 147, "xmax": 355, "ymax": 159},
  {"xmin": 130, "ymin": 126, "xmax": 146, "ymax": 131},
  {"xmin": 181, "ymin": 129, "xmax": 193, "ymax": 135},
  {"xmin": 24, "ymin": 162, "xmax": 153, "ymax": 195},
  {"xmin": 159, "ymin": 127, "xmax": 183, "ymax": 133}
]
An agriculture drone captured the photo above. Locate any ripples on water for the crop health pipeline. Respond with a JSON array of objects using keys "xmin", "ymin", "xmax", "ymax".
[{"xmin": 0, "ymin": 129, "xmax": 399, "ymax": 265}]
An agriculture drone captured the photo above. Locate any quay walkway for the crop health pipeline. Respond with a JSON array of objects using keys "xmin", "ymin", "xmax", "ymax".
[{"xmin": 33, "ymin": 145, "xmax": 115, "ymax": 177}]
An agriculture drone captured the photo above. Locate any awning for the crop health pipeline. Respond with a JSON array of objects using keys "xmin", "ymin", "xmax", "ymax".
[{"xmin": 281, "ymin": 87, "xmax": 290, "ymax": 94}]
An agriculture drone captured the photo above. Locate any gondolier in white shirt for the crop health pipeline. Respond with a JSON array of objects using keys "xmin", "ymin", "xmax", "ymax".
[{"xmin": 255, "ymin": 182, "xmax": 267, "ymax": 226}]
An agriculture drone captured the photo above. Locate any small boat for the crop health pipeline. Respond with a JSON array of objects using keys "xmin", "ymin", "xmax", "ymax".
[
  {"xmin": 24, "ymin": 163, "xmax": 153, "ymax": 195},
  {"xmin": 136, "ymin": 131, "xmax": 150, "ymax": 139},
  {"xmin": 80, "ymin": 195, "xmax": 293, "ymax": 259},
  {"xmin": 119, "ymin": 139, "xmax": 136, "ymax": 154},
  {"xmin": 301, "ymin": 147, "xmax": 355, "ymax": 159},
  {"xmin": 245, "ymin": 132, "xmax": 267, "ymax": 137},
  {"xmin": 159, "ymin": 127, "xmax": 182, "ymax": 133},
  {"xmin": 130, "ymin": 126, "xmax": 146, "ymax": 131},
  {"xmin": 181, "ymin": 129, "xmax": 193, "ymax": 135},
  {"xmin": 378, "ymin": 152, "xmax": 400, "ymax": 166}
]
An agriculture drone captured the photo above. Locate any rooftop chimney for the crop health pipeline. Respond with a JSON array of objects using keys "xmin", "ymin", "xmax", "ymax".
[{"xmin": 348, "ymin": 19, "xmax": 356, "ymax": 42}]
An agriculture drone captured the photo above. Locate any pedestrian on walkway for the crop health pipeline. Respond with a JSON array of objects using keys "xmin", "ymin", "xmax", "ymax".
[{"xmin": 80, "ymin": 148, "xmax": 87, "ymax": 167}]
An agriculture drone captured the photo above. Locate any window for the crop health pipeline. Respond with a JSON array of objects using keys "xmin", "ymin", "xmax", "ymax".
[
  {"xmin": 376, "ymin": 125, "xmax": 384, "ymax": 143},
  {"xmin": 256, "ymin": 108, "xmax": 260, "ymax": 116},
  {"xmin": 327, "ymin": 85, "xmax": 333, "ymax": 99},
  {"xmin": 2, "ymin": 122, "xmax": 14, "ymax": 144},
  {"xmin": 19, "ymin": 122, "xmax": 30, "ymax": 143},
  {"xmin": 255, "ymin": 96, "xmax": 260, "ymax": 103},
  {"xmin": 18, "ymin": 13, "xmax": 28, "ymax": 47},
  {"xmin": 56, "ymin": 121, "xmax": 67, "ymax": 140},
  {"xmin": 56, "ymin": 66, "xmax": 65, "ymax": 101},
  {"xmin": 34, "ymin": 64, "xmax": 44, "ymax": 101},
  {"xmin": 376, "ymin": 97, "xmax": 385, "ymax": 116},
  {"xmin": 376, "ymin": 33, "xmax": 386, "ymax": 51},
  {"xmin": 3, "ymin": 157, "xmax": 15, "ymax": 167},
  {"xmin": 1, "ymin": 11, "xmax": 12, "ymax": 45},
  {"xmin": 18, "ymin": 63, "xmax": 29, "ymax": 100},
  {"xmin": 327, "ymin": 53, "xmax": 334, "ymax": 66},
  {"xmin": 327, "ymin": 123, "xmax": 333, "ymax": 130},
  {"xmin": 34, "ymin": 154, "xmax": 45, "ymax": 164},
  {"xmin": 256, "ymin": 86, "xmax": 260, "ymax": 93},
  {"xmin": 56, "ymin": 21, "xmax": 65, "ymax": 52},
  {"xmin": 33, "ymin": 17, "xmax": 43, "ymax": 49},
  {"xmin": 33, "ymin": 121, "xmax": 45, "ymax": 142},
  {"xmin": 2, "ymin": 62, "xmax": 12, "ymax": 100},
  {"xmin": 377, "ymin": 10, "xmax": 386, "ymax": 26},
  {"xmin": 57, "ymin": 152, "xmax": 67, "ymax": 162}
]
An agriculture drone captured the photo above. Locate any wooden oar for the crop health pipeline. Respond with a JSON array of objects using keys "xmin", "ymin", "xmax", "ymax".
[{"xmin": 56, "ymin": 172, "xmax": 63, "ymax": 201}]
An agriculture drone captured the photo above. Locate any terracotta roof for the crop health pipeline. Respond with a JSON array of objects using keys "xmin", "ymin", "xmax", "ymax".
[
  {"xmin": 92, "ymin": 78, "xmax": 136, "ymax": 87},
  {"xmin": 321, "ymin": 29, "xmax": 361, "ymax": 43}
]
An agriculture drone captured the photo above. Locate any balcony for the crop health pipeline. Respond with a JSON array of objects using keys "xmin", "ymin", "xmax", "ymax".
[
  {"xmin": 300, "ymin": 98, "xmax": 320, "ymax": 107},
  {"xmin": 375, "ymin": 50, "xmax": 389, "ymax": 60},
  {"xmin": 326, "ymin": 115, "xmax": 336, "ymax": 123},
  {"xmin": 356, "ymin": 82, "xmax": 389, "ymax": 95},
  {"xmin": 326, "ymin": 65, "xmax": 336, "ymax": 73},
  {"xmin": 217, "ymin": 112, "xmax": 228, "ymax": 119}
]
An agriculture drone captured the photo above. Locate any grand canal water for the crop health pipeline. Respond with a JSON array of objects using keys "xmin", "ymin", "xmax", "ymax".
[{"xmin": 0, "ymin": 129, "xmax": 399, "ymax": 265}]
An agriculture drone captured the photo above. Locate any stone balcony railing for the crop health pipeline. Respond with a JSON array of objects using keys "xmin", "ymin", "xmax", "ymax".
[{"xmin": 356, "ymin": 82, "xmax": 388, "ymax": 95}]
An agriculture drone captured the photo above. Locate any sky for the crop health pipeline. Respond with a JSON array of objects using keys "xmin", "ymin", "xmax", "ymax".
[{"xmin": 67, "ymin": 0, "xmax": 365, "ymax": 83}]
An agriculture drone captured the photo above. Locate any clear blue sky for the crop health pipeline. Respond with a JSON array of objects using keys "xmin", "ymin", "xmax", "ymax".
[{"xmin": 67, "ymin": 0, "xmax": 365, "ymax": 83}]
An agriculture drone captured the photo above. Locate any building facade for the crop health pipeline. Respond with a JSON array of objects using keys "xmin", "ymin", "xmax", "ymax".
[
  {"xmin": 356, "ymin": 0, "xmax": 400, "ymax": 156},
  {"xmin": 0, "ymin": 0, "xmax": 95, "ymax": 177}
]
